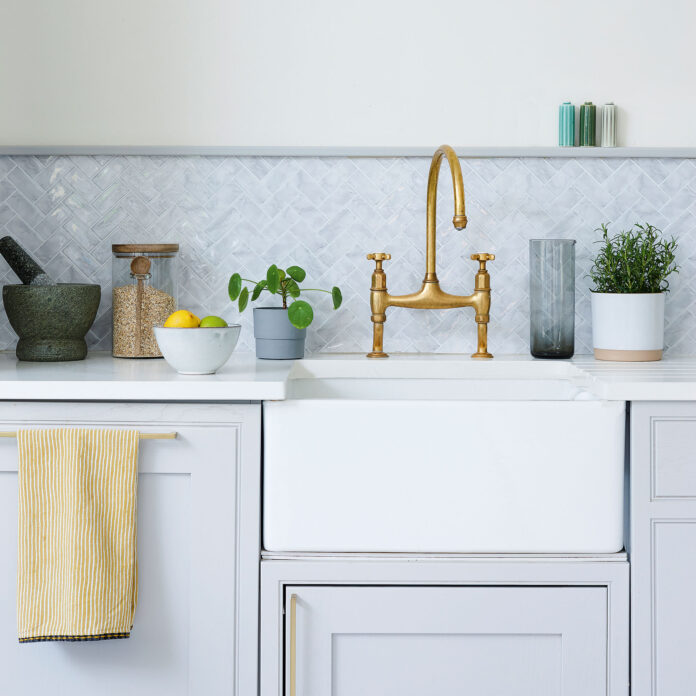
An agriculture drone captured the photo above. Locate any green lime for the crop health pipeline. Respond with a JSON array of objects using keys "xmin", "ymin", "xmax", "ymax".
[{"xmin": 199, "ymin": 315, "xmax": 228, "ymax": 328}]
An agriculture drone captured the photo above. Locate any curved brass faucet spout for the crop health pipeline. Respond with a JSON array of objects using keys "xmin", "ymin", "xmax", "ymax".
[
  {"xmin": 425, "ymin": 145, "xmax": 467, "ymax": 281},
  {"xmin": 366, "ymin": 145, "xmax": 494, "ymax": 359}
]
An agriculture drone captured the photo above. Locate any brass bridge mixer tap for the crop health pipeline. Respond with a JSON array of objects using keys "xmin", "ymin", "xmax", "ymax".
[{"xmin": 366, "ymin": 145, "xmax": 495, "ymax": 359}]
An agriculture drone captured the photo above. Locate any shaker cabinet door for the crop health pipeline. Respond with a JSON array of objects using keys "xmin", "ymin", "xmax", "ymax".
[
  {"xmin": 284, "ymin": 585, "xmax": 608, "ymax": 696},
  {"xmin": 0, "ymin": 402, "xmax": 260, "ymax": 696},
  {"xmin": 631, "ymin": 402, "xmax": 696, "ymax": 696}
]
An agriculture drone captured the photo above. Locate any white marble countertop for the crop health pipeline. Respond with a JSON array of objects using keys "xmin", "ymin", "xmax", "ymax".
[
  {"xmin": 290, "ymin": 353, "xmax": 696, "ymax": 401},
  {"xmin": 0, "ymin": 351, "xmax": 694, "ymax": 401},
  {"xmin": 0, "ymin": 351, "xmax": 292, "ymax": 401},
  {"xmin": 571, "ymin": 355, "xmax": 696, "ymax": 401}
]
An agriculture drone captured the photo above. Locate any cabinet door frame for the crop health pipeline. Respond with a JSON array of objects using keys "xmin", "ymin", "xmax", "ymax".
[
  {"xmin": 631, "ymin": 401, "xmax": 696, "ymax": 696},
  {"xmin": 0, "ymin": 401, "xmax": 261, "ymax": 696},
  {"xmin": 260, "ymin": 556, "xmax": 629, "ymax": 696}
]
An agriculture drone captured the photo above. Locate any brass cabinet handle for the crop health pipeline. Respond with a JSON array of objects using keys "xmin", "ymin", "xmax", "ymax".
[
  {"xmin": 289, "ymin": 593, "xmax": 297, "ymax": 696},
  {"xmin": 0, "ymin": 431, "xmax": 177, "ymax": 440}
]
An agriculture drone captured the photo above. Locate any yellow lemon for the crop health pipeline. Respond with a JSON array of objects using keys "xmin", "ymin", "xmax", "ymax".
[{"xmin": 164, "ymin": 310, "xmax": 200, "ymax": 328}]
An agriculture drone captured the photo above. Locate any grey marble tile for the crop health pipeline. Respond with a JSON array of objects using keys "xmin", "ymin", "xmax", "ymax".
[{"xmin": 0, "ymin": 155, "xmax": 692, "ymax": 355}]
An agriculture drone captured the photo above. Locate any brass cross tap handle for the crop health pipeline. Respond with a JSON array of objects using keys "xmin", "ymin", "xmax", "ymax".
[
  {"xmin": 367, "ymin": 253, "xmax": 391, "ymax": 267},
  {"xmin": 471, "ymin": 253, "xmax": 495, "ymax": 281}
]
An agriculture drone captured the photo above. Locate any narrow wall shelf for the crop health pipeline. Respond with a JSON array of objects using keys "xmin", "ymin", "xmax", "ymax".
[{"xmin": 0, "ymin": 146, "xmax": 695, "ymax": 158}]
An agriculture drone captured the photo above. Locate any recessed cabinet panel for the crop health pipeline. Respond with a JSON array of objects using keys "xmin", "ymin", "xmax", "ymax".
[
  {"xmin": 652, "ymin": 418, "xmax": 696, "ymax": 498},
  {"xmin": 285, "ymin": 585, "xmax": 608, "ymax": 696},
  {"xmin": 333, "ymin": 633, "xmax": 561, "ymax": 696},
  {"xmin": 653, "ymin": 521, "xmax": 696, "ymax": 694},
  {"xmin": 0, "ymin": 471, "xmax": 191, "ymax": 695}
]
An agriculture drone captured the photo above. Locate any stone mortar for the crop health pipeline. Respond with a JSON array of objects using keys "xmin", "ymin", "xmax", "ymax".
[{"xmin": 2, "ymin": 284, "xmax": 101, "ymax": 361}]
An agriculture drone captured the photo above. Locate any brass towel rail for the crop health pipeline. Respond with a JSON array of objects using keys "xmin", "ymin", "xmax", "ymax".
[{"xmin": 0, "ymin": 431, "xmax": 177, "ymax": 440}]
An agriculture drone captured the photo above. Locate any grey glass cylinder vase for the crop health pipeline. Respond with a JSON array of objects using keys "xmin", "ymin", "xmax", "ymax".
[
  {"xmin": 529, "ymin": 239, "xmax": 576, "ymax": 359},
  {"xmin": 253, "ymin": 307, "xmax": 306, "ymax": 359}
]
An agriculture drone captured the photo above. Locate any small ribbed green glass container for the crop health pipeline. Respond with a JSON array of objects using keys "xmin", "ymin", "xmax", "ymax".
[
  {"xmin": 579, "ymin": 102, "xmax": 596, "ymax": 146},
  {"xmin": 558, "ymin": 102, "xmax": 575, "ymax": 147}
]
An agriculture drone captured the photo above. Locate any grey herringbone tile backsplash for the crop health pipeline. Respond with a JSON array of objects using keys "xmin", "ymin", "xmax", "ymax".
[{"xmin": 0, "ymin": 155, "xmax": 694, "ymax": 355}]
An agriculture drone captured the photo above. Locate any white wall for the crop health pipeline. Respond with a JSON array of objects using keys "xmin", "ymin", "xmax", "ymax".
[{"xmin": 0, "ymin": 0, "xmax": 694, "ymax": 148}]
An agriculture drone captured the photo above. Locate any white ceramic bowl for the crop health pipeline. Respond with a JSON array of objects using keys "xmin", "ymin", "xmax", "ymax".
[{"xmin": 154, "ymin": 325, "xmax": 241, "ymax": 375}]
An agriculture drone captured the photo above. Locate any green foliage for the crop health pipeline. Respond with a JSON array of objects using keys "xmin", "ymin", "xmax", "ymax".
[
  {"xmin": 589, "ymin": 222, "xmax": 679, "ymax": 294},
  {"xmin": 228, "ymin": 264, "xmax": 343, "ymax": 329},
  {"xmin": 286, "ymin": 266, "xmax": 306, "ymax": 282},
  {"xmin": 288, "ymin": 300, "xmax": 313, "ymax": 329},
  {"xmin": 228, "ymin": 273, "xmax": 242, "ymax": 301},
  {"xmin": 238, "ymin": 286, "xmax": 249, "ymax": 312},
  {"xmin": 286, "ymin": 278, "xmax": 301, "ymax": 298},
  {"xmin": 266, "ymin": 264, "xmax": 280, "ymax": 294},
  {"xmin": 251, "ymin": 280, "xmax": 266, "ymax": 300}
]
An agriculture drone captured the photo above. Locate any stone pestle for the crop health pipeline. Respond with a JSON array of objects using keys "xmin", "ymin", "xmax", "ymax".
[{"xmin": 0, "ymin": 236, "xmax": 55, "ymax": 285}]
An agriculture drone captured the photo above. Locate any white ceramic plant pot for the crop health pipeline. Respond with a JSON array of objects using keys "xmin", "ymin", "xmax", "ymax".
[{"xmin": 591, "ymin": 292, "xmax": 665, "ymax": 361}]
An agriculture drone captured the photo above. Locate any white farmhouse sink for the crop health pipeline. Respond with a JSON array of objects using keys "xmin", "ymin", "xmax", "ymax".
[
  {"xmin": 286, "ymin": 354, "xmax": 597, "ymax": 400},
  {"xmin": 264, "ymin": 355, "xmax": 625, "ymax": 554}
]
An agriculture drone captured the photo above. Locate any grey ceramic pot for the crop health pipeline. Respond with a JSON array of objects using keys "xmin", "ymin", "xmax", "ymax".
[
  {"xmin": 3, "ymin": 283, "xmax": 101, "ymax": 361},
  {"xmin": 253, "ymin": 307, "xmax": 306, "ymax": 359}
]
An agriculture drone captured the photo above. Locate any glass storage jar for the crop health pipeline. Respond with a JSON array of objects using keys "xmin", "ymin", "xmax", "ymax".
[{"xmin": 112, "ymin": 244, "xmax": 179, "ymax": 358}]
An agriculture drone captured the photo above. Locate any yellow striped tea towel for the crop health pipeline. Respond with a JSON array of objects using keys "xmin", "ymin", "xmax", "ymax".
[{"xmin": 17, "ymin": 428, "xmax": 139, "ymax": 643}]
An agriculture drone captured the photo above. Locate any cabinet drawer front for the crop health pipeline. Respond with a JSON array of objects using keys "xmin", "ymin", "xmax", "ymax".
[
  {"xmin": 652, "ymin": 417, "xmax": 696, "ymax": 498},
  {"xmin": 284, "ymin": 585, "xmax": 607, "ymax": 696}
]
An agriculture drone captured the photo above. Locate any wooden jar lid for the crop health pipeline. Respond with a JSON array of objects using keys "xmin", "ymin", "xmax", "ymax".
[{"xmin": 112, "ymin": 243, "xmax": 179, "ymax": 253}]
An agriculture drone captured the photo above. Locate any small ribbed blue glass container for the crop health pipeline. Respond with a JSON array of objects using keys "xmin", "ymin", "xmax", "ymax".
[
  {"xmin": 579, "ymin": 102, "xmax": 597, "ymax": 146},
  {"xmin": 558, "ymin": 102, "xmax": 575, "ymax": 147}
]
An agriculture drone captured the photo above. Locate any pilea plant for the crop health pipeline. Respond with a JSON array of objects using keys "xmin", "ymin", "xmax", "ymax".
[
  {"xmin": 589, "ymin": 223, "xmax": 679, "ymax": 293},
  {"xmin": 228, "ymin": 265, "xmax": 342, "ymax": 329}
]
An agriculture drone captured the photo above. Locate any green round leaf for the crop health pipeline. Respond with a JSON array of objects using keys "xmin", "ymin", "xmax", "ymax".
[
  {"xmin": 331, "ymin": 286, "xmax": 343, "ymax": 309},
  {"xmin": 228, "ymin": 273, "xmax": 242, "ymax": 301},
  {"xmin": 277, "ymin": 268, "xmax": 286, "ymax": 281},
  {"xmin": 251, "ymin": 280, "xmax": 267, "ymax": 301},
  {"xmin": 266, "ymin": 264, "xmax": 279, "ymax": 294},
  {"xmin": 288, "ymin": 300, "xmax": 313, "ymax": 329},
  {"xmin": 238, "ymin": 286, "xmax": 249, "ymax": 312},
  {"xmin": 286, "ymin": 278, "xmax": 301, "ymax": 298},
  {"xmin": 286, "ymin": 265, "xmax": 306, "ymax": 283}
]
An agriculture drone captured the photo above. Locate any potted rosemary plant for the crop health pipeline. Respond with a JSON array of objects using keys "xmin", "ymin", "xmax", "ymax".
[
  {"xmin": 589, "ymin": 223, "xmax": 678, "ymax": 361},
  {"xmin": 228, "ymin": 264, "xmax": 342, "ymax": 359}
]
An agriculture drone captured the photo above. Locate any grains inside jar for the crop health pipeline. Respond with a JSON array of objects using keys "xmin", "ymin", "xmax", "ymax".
[{"xmin": 113, "ymin": 284, "xmax": 175, "ymax": 357}]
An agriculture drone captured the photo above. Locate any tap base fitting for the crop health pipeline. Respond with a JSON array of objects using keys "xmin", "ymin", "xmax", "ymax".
[
  {"xmin": 366, "ymin": 351, "xmax": 389, "ymax": 359},
  {"xmin": 472, "ymin": 351, "xmax": 493, "ymax": 359}
]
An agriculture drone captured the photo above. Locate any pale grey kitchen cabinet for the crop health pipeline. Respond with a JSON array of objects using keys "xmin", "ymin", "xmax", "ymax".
[
  {"xmin": 0, "ymin": 401, "xmax": 260, "ymax": 696},
  {"xmin": 286, "ymin": 585, "xmax": 605, "ymax": 696},
  {"xmin": 631, "ymin": 402, "xmax": 696, "ymax": 696},
  {"xmin": 260, "ymin": 558, "xmax": 629, "ymax": 696}
]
